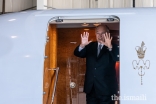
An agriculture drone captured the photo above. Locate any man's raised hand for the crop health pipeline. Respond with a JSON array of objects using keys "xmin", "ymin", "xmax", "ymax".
[
  {"xmin": 80, "ymin": 32, "xmax": 92, "ymax": 48},
  {"xmin": 100, "ymin": 32, "xmax": 112, "ymax": 48}
]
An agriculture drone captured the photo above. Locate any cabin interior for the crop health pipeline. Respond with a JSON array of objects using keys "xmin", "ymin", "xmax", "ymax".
[{"xmin": 43, "ymin": 18, "xmax": 120, "ymax": 104}]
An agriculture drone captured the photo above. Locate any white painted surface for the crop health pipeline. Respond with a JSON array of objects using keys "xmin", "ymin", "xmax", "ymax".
[
  {"xmin": 0, "ymin": 10, "xmax": 48, "ymax": 104},
  {"xmin": 119, "ymin": 12, "xmax": 156, "ymax": 104}
]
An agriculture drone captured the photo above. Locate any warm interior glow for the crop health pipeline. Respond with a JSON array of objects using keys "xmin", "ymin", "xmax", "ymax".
[
  {"xmin": 93, "ymin": 23, "xmax": 101, "ymax": 26},
  {"xmin": 115, "ymin": 62, "xmax": 119, "ymax": 83},
  {"xmin": 43, "ymin": 24, "xmax": 57, "ymax": 104},
  {"xmin": 84, "ymin": 28, "xmax": 90, "ymax": 31}
]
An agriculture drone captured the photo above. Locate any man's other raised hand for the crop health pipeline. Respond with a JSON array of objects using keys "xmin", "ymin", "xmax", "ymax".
[{"xmin": 80, "ymin": 32, "xmax": 92, "ymax": 48}]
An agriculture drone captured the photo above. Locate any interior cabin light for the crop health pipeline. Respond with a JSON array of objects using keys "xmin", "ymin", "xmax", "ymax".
[
  {"xmin": 82, "ymin": 23, "xmax": 89, "ymax": 26},
  {"xmin": 84, "ymin": 29, "xmax": 90, "ymax": 31},
  {"xmin": 93, "ymin": 23, "xmax": 101, "ymax": 26}
]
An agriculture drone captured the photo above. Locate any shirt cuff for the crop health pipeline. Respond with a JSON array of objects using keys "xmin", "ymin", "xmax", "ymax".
[
  {"xmin": 108, "ymin": 48, "xmax": 112, "ymax": 51},
  {"xmin": 108, "ymin": 46, "xmax": 113, "ymax": 51},
  {"xmin": 79, "ymin": 46, "xmax": 84, "ymax": 51}
]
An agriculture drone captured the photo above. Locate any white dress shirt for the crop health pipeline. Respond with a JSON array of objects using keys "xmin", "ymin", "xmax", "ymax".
[{"xmin": 79, "ymin": 42, "xmax": 104, "ymax": 52}]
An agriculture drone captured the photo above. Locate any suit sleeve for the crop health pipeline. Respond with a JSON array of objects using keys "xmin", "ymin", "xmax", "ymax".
[
  {"xmin": 74, "ymin": 45, "xmax": 87, "ymax": 58},
  {"xmin": 109, "ymin": 44, "xmax": 119, "ymax": 61}
]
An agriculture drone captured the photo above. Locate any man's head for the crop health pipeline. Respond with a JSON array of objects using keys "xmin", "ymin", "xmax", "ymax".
[{"xmin": 95, "ymin": 25, "xmax": 110, "ymax": 43}]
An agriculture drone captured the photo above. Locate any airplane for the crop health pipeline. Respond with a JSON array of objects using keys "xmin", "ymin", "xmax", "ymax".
[{"xmin": 0, "ymin": 8, "xmax": 155, "ymax": 104}]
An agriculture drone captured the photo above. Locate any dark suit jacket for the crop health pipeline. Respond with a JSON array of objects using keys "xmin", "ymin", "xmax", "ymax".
[{"xmin": 74, "ymin": 41, "xmax": 119, "ymax": 95}]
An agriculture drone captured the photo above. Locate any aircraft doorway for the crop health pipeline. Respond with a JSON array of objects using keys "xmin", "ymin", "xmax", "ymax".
[{"xmin": 43, "ymin": 16, "xmax": 120, "ymax": 104}]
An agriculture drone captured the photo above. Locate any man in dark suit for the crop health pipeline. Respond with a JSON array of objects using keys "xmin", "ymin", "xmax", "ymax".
[{"xmin": 74, "ymin": 25, "xmax": 119, "ymax": 104}]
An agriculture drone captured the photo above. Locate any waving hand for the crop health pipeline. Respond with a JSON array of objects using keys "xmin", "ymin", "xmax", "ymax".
[{"xmin": 80, "ymin": 32, "xmax": 92, "ymax": 48}]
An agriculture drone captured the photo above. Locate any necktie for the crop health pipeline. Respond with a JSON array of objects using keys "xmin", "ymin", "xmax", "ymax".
[{"xmin": 97, "ymin": 44, "xmax": 102, "ymax": 56}]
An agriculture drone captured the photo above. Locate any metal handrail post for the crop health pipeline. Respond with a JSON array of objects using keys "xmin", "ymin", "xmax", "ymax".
[{"xmin": 51, "ymin": 67, "xmax": 59, "ymax": 104}]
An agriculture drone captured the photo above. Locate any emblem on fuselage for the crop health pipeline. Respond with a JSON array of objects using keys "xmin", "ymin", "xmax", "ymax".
[{"xmin": 132, "ymin": 41, "xmax": 150, "ymax": 85}]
